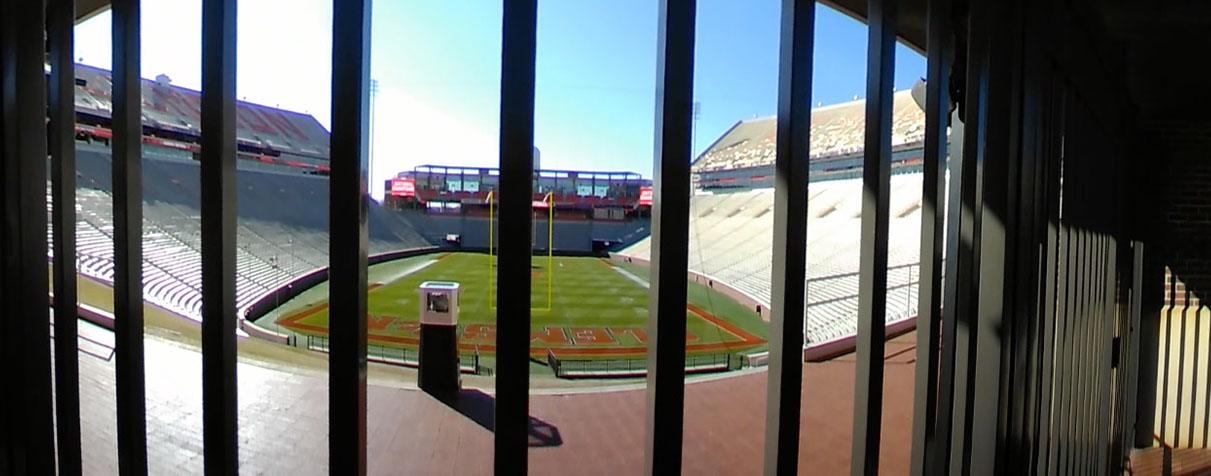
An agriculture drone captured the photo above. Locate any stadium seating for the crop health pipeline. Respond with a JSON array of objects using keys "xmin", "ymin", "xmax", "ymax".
[
  {"xmin": 616, "ymin": 173, "xmax": 926, "ymax": 345},
  {"xmin": 49, "ymin": 145, "xmax": 430, "ymax": 321},
  {"xmin": 692, "ymin": 90, "xmax": 926, "ymax": 173},
  {"xmin": 73, "ymin": 64, "xmax": 330, "ymax": 162}
]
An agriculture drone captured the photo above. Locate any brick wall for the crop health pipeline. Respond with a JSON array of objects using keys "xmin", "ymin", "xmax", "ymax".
[{"xmin": 1151, "ymin": 120, "xmax": 1211, "ymax": 305}]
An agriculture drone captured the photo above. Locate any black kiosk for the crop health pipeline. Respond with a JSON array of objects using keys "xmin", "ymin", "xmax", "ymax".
[{"xmin": 418, "ymin": 281, "xmax": 461, "ymax": 394}]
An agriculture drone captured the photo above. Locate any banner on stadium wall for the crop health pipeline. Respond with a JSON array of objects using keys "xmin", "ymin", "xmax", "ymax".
[
  {"xmin": 464, "ymin": 178, "xmax": 480, "ymax": 192},
  {"xmin": 445, "ymin": 176, "xmax": 463, "ymax": 192},
  {"xmin": 594, "ymin": 184, "xmax": 609, "ymax": 197},
  {"xmin": 577, "ymin": 183, "xmax": 593, "ymax": 196},
  {"xmin": 638, "ymin": 186, "xmax": 652, "ymax": 206},
  {"xmin": 390, "ymin": 178, "xmax": 416, "ymax": 197}
]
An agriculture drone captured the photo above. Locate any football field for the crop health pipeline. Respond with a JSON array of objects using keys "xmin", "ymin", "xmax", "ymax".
[{"xmin": 270, "ymin": 252, "xmax": 768, "ymax": 358}]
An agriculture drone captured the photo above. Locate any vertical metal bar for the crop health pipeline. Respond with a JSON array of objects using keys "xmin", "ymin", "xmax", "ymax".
[
  {"xmin": 1035, "ymin": 79, "xmax": 1064, "ymax": 476},
  {"xmin": 1016, "ymin": 16, "xmax": 1048, "ymax": 466},
  {"xmin": 1125, "ymin": 241, "xmax": 1145, "ymax": 449},
  {"xmin": 0, "ymin": 0, "xmax": 56, "ymax": 472},
  {"xmin": 495, "ymin": 0, "xmax": 536, "ymax": 472},
  {"xmin": 850, "ymin": 0, "xmax": 897, "ymax": 473},
  {"xmin": 1079, "ymin": 227, "xmax": 1095, "ymax": 475},
  {"xmin": 1071, "ymin": 218, "xmax": 1085, "ymax": 476},
  {"xmin": 328, "ymin": 0, "xmax": 372, "ymax": 472},
  {"xmin": 1055, "ymin": 215, "xmax": 1076, "ymax": 476},
  {"xmin": 931, "ymin": 113, "xmax": 964, "ymax": 476},
  {"xmin": 48, "ymin": 0, "xmax": 82, "ymax": 472},
  {"xmin": 1083, "ymin": 229, "xmax": 1097, "ymax": 473},
  {"xmin": 1052, "ymin": 195, "xmax": 1071, "ymax": 475},
  {"xmin": 644, "ymin": 0, "xmax": 695, "ymax": 473},
  {"xmin": 1085, "ymin": 226, "xmax": 1104, "ymax": 469},
  {"xmin": 200, "ymin": 0, "xmax": 238, "ymax": 472},
  {"xmin": 1072, "ymin": 225, "xmax": 1088, "ymax": 476},
  {"xmin": 1175, "ymin": 289, "xmax": 1192, "ymax": 449},
  {"xmin": 1099, "ymin": 234, "xmax": 1116, "ymax": 474},
  {"xmin": 969, "ymin": 0, "xmax": 1022, "ymax": 468},
  {"xmin": 1024, "ymin": 46, "xmax": 1053, "ymax": 474},
  {"xmin": 1201, "ymin": 302, "xmax": 1211, "ymax": 449},
  {"xmin": 762, "ymin": 0, "xmax": 814, "ymax": 473},
  {"xmin": 1096, "ymin": 233, "xmax": 1108, "ymax": 469},
  {"xmin": 1190, "ymin": 302, "xmax": 1202, "ymax": 448},
  {"xmin": 1087, "ymin": 229, "xmax": 1101, "ymax": 472},
  {"xmin": 947, "ymin": 1, "xmax": 990, "ymax": 471},
  {"xmin": 112, "ymin": 0, "xmax": 150, "ymax": 471},
  {"xmin": 908, "ymin": 0, "xmax": 951, "ymax": 472},
  {"xmin": 1159, "ymin": 276, "xmax": 1175, "ymax": 445},
  {"xmin": 1047, "ymin": 221, "xmax": 1068, "ymax": 476},
  {"xmin": 1135, "ymin": 243, "xmax": 1164, "ymax": 449}
]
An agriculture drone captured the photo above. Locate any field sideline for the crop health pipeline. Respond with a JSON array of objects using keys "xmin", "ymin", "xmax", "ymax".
[{"xmin": 266, "ymin": 252, "xmax": 768, "ymax": 359}]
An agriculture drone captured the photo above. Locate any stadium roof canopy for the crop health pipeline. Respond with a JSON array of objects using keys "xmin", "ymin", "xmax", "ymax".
[
  {"xmin": 692, "ymin": 89, "xmax": 925, "ymax": 173},
  {"xmin": 76, "ymin": 0, "xmax": 110, "ymax": 22}
]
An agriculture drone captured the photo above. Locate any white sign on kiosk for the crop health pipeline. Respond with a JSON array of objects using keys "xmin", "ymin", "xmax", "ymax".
[{"xmin": 418, "ymin": 281, "xmax": 460, "ymax": 326}]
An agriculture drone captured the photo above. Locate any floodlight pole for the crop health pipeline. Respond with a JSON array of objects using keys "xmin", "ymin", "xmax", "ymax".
[{"xmin": 369, "ymin": 78, "xmax": 379, "ymax": 199}]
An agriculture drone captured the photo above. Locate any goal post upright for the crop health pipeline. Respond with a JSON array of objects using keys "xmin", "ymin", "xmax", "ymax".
[
  {"xmin": 487, "ymin": 190, "xmax": 495, "ymax": 308},
  {"xmin": 544, "ymin": 191, "xmax": 553, "ymax": 312},
  {"xmin": 492, "ymin": 189, "xmax": 554, "ymax": 311}
]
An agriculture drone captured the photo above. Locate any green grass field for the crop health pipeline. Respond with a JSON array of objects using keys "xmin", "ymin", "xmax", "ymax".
[{"xmin": 265, "ymin": 252, "xmax": 768, "ymax": 359}]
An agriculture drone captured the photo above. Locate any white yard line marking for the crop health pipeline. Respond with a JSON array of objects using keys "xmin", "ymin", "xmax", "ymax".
[
  {"xmin": 611, "ymin": 265, "xmax": 650, "ymax": 289},
  {"xmin": 375, "ymin": 259, "xmax": 437, "ymax": 287}
]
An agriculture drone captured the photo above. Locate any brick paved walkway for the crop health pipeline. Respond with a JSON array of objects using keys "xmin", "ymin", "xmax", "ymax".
[{"xmin": 65, "ymin": 326, "xmax": 918, "ymax": 475}]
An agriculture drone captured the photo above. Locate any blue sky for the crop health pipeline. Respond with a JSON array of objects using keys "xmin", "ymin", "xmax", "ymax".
[{"xmin": 74, "ymin": 1, "xmax": 924, "ymax": 201}]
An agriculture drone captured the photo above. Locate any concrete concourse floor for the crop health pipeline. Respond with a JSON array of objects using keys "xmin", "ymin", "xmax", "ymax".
[{"xmin": 59, "ymin": 319, "xmax": 917, "ymax": 475}]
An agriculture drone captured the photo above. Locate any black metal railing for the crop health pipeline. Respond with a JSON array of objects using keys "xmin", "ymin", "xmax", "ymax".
[
  {"xmin": 304, "ymin": 335, "xmax": 487, "ymax": 376},
  {"xmin": 547, "ymin": 349, "xmax": 742, "ymax": 379}
]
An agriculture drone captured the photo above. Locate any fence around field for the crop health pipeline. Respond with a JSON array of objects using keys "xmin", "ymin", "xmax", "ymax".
[
  {"xmin": 547, "ymin": 349, "xmax": 746, "ymax": 379},
  {"xmin": 304, "ymin": 335, "xmax": 488, "ymax": 376}
]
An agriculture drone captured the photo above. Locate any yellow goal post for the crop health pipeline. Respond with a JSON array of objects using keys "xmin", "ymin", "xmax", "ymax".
[{"xmin": 487, "ymin": 190, "xmax": 554, "ymax": 311}]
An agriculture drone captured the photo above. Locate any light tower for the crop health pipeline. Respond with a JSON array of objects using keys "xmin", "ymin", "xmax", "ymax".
[
  {"xmin": 692, "ymin": 101, "xmax": 702, "ymax": 158},
  {"xmin": 369, "ymin": 78, "xmax": 380, "ymax": 196}
]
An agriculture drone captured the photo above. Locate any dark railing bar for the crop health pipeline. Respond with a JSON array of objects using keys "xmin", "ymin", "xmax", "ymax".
[
  {"xmin": 495, "ymin": 0, "xmax": 537, "ymax": 472},
  {"xmin": 1035, "ymin": 77, "xmax": 1064, "ymax": 476},
  {"xmin": 762, "ymin": 0, "xmax": 815, "ymax": 473},
  {"xmin": 968, "ymin": 0, "xmax": 1020, "ymax": 468},
  {"xmin": 1091, "ymin": 233, "xmax": 1104, "ymax": 470},
  {"xmin": 645, "ymin": 0, "xmax": 696, "ymax": 473},
  {"xmin": 112, "ymin": 0, "xmax": 151, "ymax": 472},
  {"xmin": 1099, "ymin": 234, "xmax": 1116, "ymax": 474},
  {"xmin": 908, "ymin": 0, "xmax": 951, "ymax": 469},
  {"xmin": 1158, "ymin": 275, "xmax": 1175, "ymax": 447},
  {"xmin": 947, "ymin": 0, "xmax": 991, "ymax": 469},
  {"xmin": 931, "ymin": 111, "xmax": 965, "ymax": 476},
  {"xmin": 1124, "ymin": 241, "xmax": 1145, "ymax": 454},
  {"xmin": 1173, "ymin": 288, "xmax": 1192, "ymax": 452},
  {"xmin": 1048, "ymin": 179, "xmax": 1071, "ymax": 476},
  {"xmin": 1095, "ymin": 225, "xmax": 1105, "ymax": 469},
  {"xmin": 1049, "ymin": 215, "xmax": 1071, "ymax": 476},
  {"xmin": 200, "ymin": 0, "xmax": 239, "ymax": 472},
  {"xmin": 1, "ymin": 0, "xmax": 57, "ymax": 472},
  {"xmin": 850, "ymin": 0, "xmax": 898, "ymax": 472},
  {"xmin": 1017, "ymin": 15, "xmax": 1050, "ymax": 466},
  {"xmin": 328, "ymin": 0, "xmax": 373, "ymax": 472},
  {"xmin": 1076, "ymin": 226, "xmax": 1090, "ymax": 475},
  {"xmin": 49, "ymin": 0, "xmax": 83, "ymax": 471}
]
